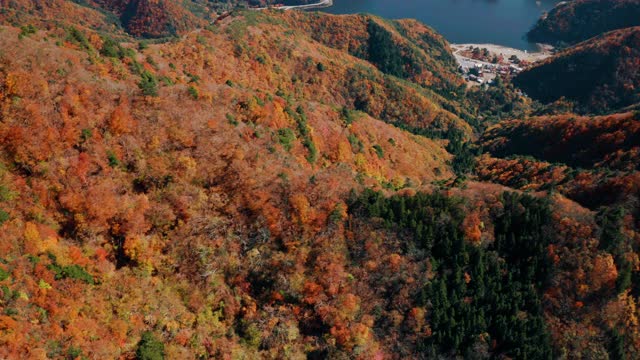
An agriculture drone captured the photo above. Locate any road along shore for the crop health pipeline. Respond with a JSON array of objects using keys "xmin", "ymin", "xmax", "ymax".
[{"xmin": 253, "ymin": 0, "xmax": 333, "ymax": 11}]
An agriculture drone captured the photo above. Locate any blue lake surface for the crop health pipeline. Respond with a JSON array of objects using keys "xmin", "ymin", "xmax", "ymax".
[{"xmin": 323, "ymin": 0, "xmax": 561, "ymax": 50}]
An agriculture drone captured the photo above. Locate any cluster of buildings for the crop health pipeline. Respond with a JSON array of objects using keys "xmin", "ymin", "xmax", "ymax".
[
  {"xmin": 453, "ymin": 48, "xmax": 528, "ymax": 87},
  {"xmin": 459, "ymin": 61, "xmax": 524, "ymax": 85}
]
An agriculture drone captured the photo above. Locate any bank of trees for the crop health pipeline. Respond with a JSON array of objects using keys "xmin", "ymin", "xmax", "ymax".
[{"xmin": 351, "ymin": 190, "xmax": 554, "ymax": 358}]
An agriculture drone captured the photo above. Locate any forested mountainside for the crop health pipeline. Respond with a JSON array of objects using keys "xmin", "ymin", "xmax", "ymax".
[
  {"xmin": 527, "ymin": 0, "xmax": 640, "ymax": 46},
  {"xmin": 88, "ymin": 0, "xmax": 207, "ymax": 38},
  {"xmin": 514, "ymin": 27, "xmax": 640, "ymax": 114},
  {"xmin": 285, "ymin": 12, "xmax": 465, "ymax": 99},
  {"xmin": 0, "ymin": 1, "xmax": 639, "ymax": 359},
  {"xmin": 479, "ymin": 112, "xmax": 640, "ymax": 208}
]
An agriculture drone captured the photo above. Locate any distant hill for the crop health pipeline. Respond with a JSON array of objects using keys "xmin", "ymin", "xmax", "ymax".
[
  {"xmin": 90, "ymin": 0, "xmax": 206, "ymax": 38},
  {"xmin": 527, "ymin": 0, "xmax": 640, "ymax": 45},
  {"xmin": 0, "ymin": 0, "xmax": 121, "ymax": 32},
  {"xmin": 514, "ymin": 27, "xmax": 640, "ymax": 114},
  {"xmin": 0, "ymin": 0, "xmax": 207, "ymax": 38}
]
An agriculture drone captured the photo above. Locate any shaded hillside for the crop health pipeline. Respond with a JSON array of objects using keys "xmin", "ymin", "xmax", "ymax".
[
  {"xmin": 528, "ymin": 0, "xmax": 640, "ymax": 45},
  {"xmin": 477, "ymin": 154, "xmax": 640, "ymax": 209},
  {"xmin": 479, "ymin": 111, "xmax": 640, "ymax": 209},
  {"xmin": 514, "ymin": 27, "xmax": 640, "ymax": 114},
  {"xmin": 481, "ymin": 112, "xmax": 640, "ymax": 170}
]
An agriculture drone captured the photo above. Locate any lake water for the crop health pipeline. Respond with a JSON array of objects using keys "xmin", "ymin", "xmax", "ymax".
[{"xmin": 323, "ymin": 0, "xmax": 561, "ymax": 50}]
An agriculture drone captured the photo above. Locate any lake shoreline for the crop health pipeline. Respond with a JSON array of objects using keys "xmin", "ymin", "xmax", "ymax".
[{"xmin": 312, "ymin": 1, "xmax": 557, "ymax": 59}]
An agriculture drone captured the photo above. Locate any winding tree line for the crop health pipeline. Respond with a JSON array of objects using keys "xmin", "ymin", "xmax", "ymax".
[{"xmin": 350, "ymin": 190, "xmax": 554, "ymax": 359}]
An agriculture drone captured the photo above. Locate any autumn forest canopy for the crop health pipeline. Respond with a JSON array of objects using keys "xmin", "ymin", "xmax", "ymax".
[{"xmin": 0, "ymin": 0, "xmax": 639, "ymax": 359}]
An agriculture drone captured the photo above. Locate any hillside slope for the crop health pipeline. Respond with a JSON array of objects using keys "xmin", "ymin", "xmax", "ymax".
[
  {"xmin": 514, "ymin": 27, "xmax": 640, "ymax": 114},
  {"xmin": 0, "ymin": 0, "xmax": 121, "ymax": 33},
  {"xmin": 479, "ymin": 112, "xmax": 640, "ymax": 208},
  {"xmin": 481, "ymin": 112, "xmax": 640, "ymax": 171},
  {"xmin": 527, "ymin": 0, "xmax": 640, "ymax": 45},
  {"xmin": 0, "ymin": 8, "xmax": 469, "ymax": 359},
  {"xmin": 286, "ymin": 12, "xmax": 465, "ymax": 99},
  {"xmin": 0, "ymin": 2, "xmax": 639, "ymax": 360}
]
